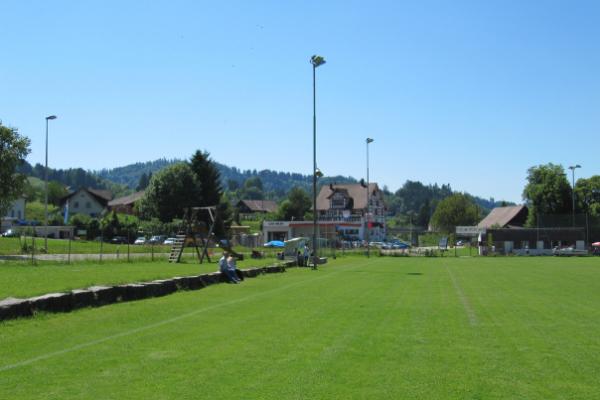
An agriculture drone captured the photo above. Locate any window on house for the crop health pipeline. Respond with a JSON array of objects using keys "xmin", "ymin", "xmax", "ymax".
[
  {"xmin": 86, "ymin": 202, "xmax": 91, "ymax": 209},
  {"xmin": 331, "ymin": 193, "xmax": 346, "ymax": 209},
  {"xmin": 74, "ymin": 202, "xmax": 79, "ymax": 208},
  {"xmin": 10, "ymin": 210, "xmax": 14, "ymax": 218},
  {"xmin": 17, "ymin": 211, "xmax": 21, "ymax": 219}
]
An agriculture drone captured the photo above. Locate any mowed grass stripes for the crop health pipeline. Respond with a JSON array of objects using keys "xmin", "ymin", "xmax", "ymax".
[{"xmin": 1, "ymin": 256, "xmax": 600, "ymax": 399}]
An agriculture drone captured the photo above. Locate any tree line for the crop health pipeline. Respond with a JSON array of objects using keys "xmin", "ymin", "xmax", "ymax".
[{"xmin": 2, "ymin": 121, "xmax": 599, "ymax": 238}]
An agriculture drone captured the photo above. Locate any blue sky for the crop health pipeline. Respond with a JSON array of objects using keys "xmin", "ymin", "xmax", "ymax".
[{"xmin": 1, "ymin": 0, "xmax": 599, "ymax": 202}]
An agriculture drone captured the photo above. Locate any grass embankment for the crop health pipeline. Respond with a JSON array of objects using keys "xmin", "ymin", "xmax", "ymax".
[
  {"xmin": 1, "ymin": 256, "xmax": 600, "ymax": 399},
  {"xmin": 0, "ymin": 257, "xmax": 278, "ymax": 299}
]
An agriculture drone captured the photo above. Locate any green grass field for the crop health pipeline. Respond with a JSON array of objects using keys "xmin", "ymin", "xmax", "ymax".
[{"xmin": 1, "ymin": 256, "xmax": 600, "ymax": 399}]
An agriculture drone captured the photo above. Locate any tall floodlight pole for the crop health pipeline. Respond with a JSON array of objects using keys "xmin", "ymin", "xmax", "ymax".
[
  {"xmin": 44, "ymin": 115, "xmax": 57, "ymax": 251},
  {"xmin": 569, "ymin": 164, "xmax": 581, "ymax": 227},
  {"xmin": 311, "ymin": 55, "xmax": 325, "ymax": 267},
  {"xmin": 366, "ymin": 138, "xmax": 374, "ymax": 257}
]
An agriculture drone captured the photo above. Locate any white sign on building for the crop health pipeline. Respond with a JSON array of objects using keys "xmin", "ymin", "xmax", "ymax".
[{"xmin": 455, "ymin": 226, "xmax": 486, "ymax": 236}]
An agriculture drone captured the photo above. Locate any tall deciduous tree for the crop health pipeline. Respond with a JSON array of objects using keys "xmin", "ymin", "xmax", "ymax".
[
  {"xmin": 277, "ymin": 187, "xmax": 311, "ymax": 221},
  {"xmin": 522, "ymin": 163, "xmax": 571, "ymax": 226},
  {"xmin": 0, "ymin": 123, "xmax": 30, "ymax": 216},
  {"xmin": 430, "ymin": 193, "xmax": 480, "ymax": 233},
  {"xmin": 48, "ymin": 181, "xmax": 68, "ymax": 206},
  {"xmin": 138, "ymin": 163, "xmax": 201, "ymax": 222},
  {"xmin": 575, "ymin": 176, "xmax": 600, "ymax": 217}
]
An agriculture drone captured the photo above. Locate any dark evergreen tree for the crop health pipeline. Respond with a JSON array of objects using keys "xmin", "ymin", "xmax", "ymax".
[
  {"xmin": 136, "ymin": 172, "xmax": 150, "ymax": 191},
  {"xmin": 189, "ymin": 150, "xmax": 231, "ymax": 237}
]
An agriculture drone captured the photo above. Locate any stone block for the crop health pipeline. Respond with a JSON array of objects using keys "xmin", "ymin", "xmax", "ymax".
[
  {"xmin": 200, "ymin": 272, "xmax": 221, "ymax": 286},
  {"xmin": 240, "ymin": 268, "xmax": 256, "ymax": 278},
  {"xmin": 264, "ymin": 266, "xmax": 284, "ymax": 274},
  {"xmin": 142, "ymin": 282, "xmax": 165, "ymax": 297},
  {"xmin": 171, "ymin": 276, "xmax": 190, "ymax": 290},
  {"xmin": 71, "ymin": 289, "xmax": 95, "ymax": 309},
  {"xmin": 0, "ymin": 298, "xmax": 33, "ymax": 321},
  {"xmin": 184, "ymin": 275, "xmax": 206, "ymax": 290},
  {"xmin": 88, "ymin": 286, "xmax": 119, "ymax": 306},
  {"xmin": 120, "ymin": 284, "xmax": 149, "ymax": 301},
  {"xmin": 29, "ymin": 293, "xmax": 73, "ymax": 313},
  {"xmin": 152, "ymin": 279, "xmax": 178, "ymax": 295}
]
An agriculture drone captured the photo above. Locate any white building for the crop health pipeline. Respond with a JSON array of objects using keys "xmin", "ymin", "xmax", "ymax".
[
  {"xmin": 1, "ymin": 197, "xmax": 26, "ymax": 232},
  {"xmin": 262, "ymin": 182, "xmax": 387, "ymax": 243}
]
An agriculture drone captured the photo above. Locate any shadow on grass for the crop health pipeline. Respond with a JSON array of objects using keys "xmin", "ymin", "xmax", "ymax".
[{"xmin": 406, "ymin": 272, "xmax": 423, "ymax": 276}]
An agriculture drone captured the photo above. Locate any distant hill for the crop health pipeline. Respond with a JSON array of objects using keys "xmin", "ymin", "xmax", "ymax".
[
  {"xmin": 96, "ymin": 158, "xmax": 180, "ymax": 189},
  {"xmin": 94, "ymin": 158, "xmax": 357, "ymax": 199},
  {"xmin": 18, "ymin": 161, "xmax": 130, "ymax": 198},
  {"xmin": 20, "ymin": 157, "xmax": 513, "ymax": 218}
]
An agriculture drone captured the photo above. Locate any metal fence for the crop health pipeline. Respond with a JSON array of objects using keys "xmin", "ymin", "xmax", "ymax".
[{"xmin": 538, "ymin": 213, "xmax": 600, "ymax": 244}]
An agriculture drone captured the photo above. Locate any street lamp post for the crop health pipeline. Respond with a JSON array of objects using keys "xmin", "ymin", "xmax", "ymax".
[
  {"xmin": 568, "ymin": 164, "xmax": 581, "ymax": 227},
  {"xmin": 311, "ymin": 55, "xmax": 325, "ymax": 268},
  {"xmin": 44, "ymin": 115, "xmax": 57, "ymax": 251},
  {"xmin": 366, "ymin": 138, "xmax": 374, "ymax": 257}
]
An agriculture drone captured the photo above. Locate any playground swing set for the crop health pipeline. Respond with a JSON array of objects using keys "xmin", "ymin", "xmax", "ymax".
[{"xmin": 168, "ymin": 206, "xmax": 243, "ymax": 264}]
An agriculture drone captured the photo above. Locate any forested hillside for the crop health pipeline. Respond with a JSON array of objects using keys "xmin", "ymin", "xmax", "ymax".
[
  {"xmin": 19, "ymin": 157, "xmax": 512, "ymax": 222},
  {"xmin": 17, "ymin": 161, "xmax": 130, "ymax": 198},
  {"xmin": 96, "ymin": 159, "xmax": 178, "ymax": 189}
]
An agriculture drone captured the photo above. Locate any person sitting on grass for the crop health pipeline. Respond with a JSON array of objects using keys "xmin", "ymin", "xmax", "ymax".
[
  {"xmin": 219, "ymin": 251, "xmax": 240, "ymax": 283},
  {"xmin": 227, "ymin": 254, "xmax": 243, "ymax": 283}
]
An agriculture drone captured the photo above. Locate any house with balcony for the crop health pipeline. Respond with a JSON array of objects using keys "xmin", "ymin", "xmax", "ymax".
[
  {"xmin": 262, "ymin": 182, "xmax": 386, "ymax": 243},
  {"xmin": 314, "ymin": 182, "xmax": 386, "ymax": 241}
]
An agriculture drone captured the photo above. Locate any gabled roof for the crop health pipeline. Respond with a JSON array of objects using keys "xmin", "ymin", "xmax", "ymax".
[
  {"xmin": 316, "ymin": 183, "xmax": 379, "ymax": 211},
  {"xmin": 326, "ymin": 188, "xmax": 349, "ymax": 199},
  {"xmin": 61, "ymin": 188, "xmax": 113, "ymax": 206},
  {"xmin": 108, "ymin": 191, "xmax": 145, "ymax": 207},
  {"xmin": 87, "ymin": 188, "xmax": 113, "ymax": 201},
  {"xmin": 477, "ymin": 205, "xmax": 528, "ymax": 229},
  {"xmin": 238, "ymin": 200, "xmax": 278, "ymax": 213}
]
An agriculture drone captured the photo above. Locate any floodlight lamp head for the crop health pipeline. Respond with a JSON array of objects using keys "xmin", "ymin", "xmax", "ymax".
[
  {"xmin": 310, "ymin": 55, "xmax": 326, "ymax": 68},
  {"xmin": 366, "ymin": 138, "xmax": 374, "ymax": 144},
  {"xmin": 315, "ymin": 168, "xmax": 323, "ymax": 178},
  {"xmin": 46, "ymin": 115, "xmax": 57, "ymax": 120}
]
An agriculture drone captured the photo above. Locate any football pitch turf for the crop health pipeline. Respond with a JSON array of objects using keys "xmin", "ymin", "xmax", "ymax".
[{"xmin": 1, "ymin": 256, "xmax": 599, "ymax": 399}]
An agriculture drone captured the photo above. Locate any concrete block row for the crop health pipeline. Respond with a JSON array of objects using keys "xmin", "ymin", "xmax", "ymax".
[{"xmin": 0, "ymin": 265, "xmax": 285, "ymax": 322}]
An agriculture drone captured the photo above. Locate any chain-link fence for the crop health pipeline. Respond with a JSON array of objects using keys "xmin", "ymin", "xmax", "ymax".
[{"xmin": 538, "ymin": 213, "xmax": 600, "ymax": 245}]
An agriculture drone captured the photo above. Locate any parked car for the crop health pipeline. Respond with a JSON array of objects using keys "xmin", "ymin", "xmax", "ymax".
[
  {"xmin": 163, "ymin": 237, "xmax": 177, "ymax": 245},
  {"xmin": 134, "ymin": 237, "xmax": 146, "ymax": 245},
  {"xmin": 111, "ymin": 236, "xmax": 128, "ymax": 244},
  {"xmin": 1, "ymin": 229, "xmax": 18, "ymax": 237},
  {"xmin": 388, "ymin": 240, "xmax": 410, "ymax": 249},
  {"xmin": 147, "ymin": 235, "xmax": 167, "ymax": 245},
  {"xmin": 552, "ymin": 246, "xmax": 587, "ymax": 256}
]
